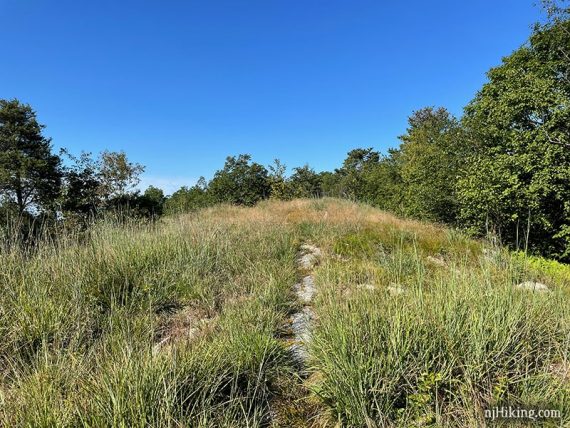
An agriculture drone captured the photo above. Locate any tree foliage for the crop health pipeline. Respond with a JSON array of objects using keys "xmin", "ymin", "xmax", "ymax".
[
  {"xmin": 398, "ymin": 107, "xmax": 465, "ymax": 223},
  {"xmin": 60, "ymin": 149, "xmax": 146, "ymax": 219},
  {"xmin": 208, "ymin": 154, "xmax": 270, "ymax": 205},
  {"xmin": 288, "ymin": 165, "xmax": 322, "ymax": 198},
  {"xmin": 98, "ymin": 150, "xmax": 145, "ymax": 200},
  {"xmin": 164, "ymin": 178, "xmax": 211, "ymax": 214},
  {"xmin": 334, "ymin": 148, "xmax": 380, "ymax": 199},
  {"xmin": 0, "ymin": 99, "xmax": 62, "ymax": 215},
  {"xmin": 457, "ymin": 15, "xmax": 570, "ymax": 258},
  {"xmin": 268, "ymin": 159, "xmax": 289, "ymax": 200},
  {"xmin": 61, "ymin": 151, "xmax": 102, "ymax": 217},
  {"xmin": 361, "ymin": 150, "xmax": 403, "ymax": 213},
  {"xmin": 138, "ymin": 186, "xmax": 166, "ymax": 217}
]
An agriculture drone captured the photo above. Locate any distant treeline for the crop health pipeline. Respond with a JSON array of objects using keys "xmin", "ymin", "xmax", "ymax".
[{"xmin": 1, "ymin": 3, "xmax": 569, "ymax": 260}]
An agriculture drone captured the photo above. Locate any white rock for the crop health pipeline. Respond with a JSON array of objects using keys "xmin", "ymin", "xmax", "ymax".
[
  {"xmin": 298, "ymin": 244, "xmax": 322, "ymax": 270},
  {"xmin": 289, "ymin": 243, "xmax": 322, "ymax": 366},
  {"xmin": 290, "ymin": 307, "xmax": 315, "ymax": 363},
  {"xmin": 515, "ymin": 281, "xmax": 550, "ymax": 293},
  {"xmin": 298, "ymin": 253, "xmax": 319, "ymax": 270},
  {"xmin": 294, "ymin": 276, "xmax": 316, "ymax": 303},
  {"xmin": 387, "ymin": 284, "xmax": 405, "ymax": 295},
  {"xmin": 300, "ymin": 244, "xmax": 322, "ymax": 258}
]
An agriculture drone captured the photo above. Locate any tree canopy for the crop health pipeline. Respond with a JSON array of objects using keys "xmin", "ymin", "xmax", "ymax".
[
  {"xmin": 398, "ymin": 107, "xmax": 464, "ymax": 224},
  {"xmin": 457, "ymin": 14, "xmax": 570, "ymax": 258},
  {"xmin": 0, "ymin": 99, "xmax": 62, "ymax": 215},
  {"xmin": 208, "ymin": 154, "xmax": 270, "ymax": 206}
]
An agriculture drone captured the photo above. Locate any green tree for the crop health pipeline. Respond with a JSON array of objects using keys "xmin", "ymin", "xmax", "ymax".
[
  {"xmin": 319, "ymin": 171, "xmax": 341, "ymax": 197},
  {"xmin": 398, "ymin": 107, "xmax": 464, "ymax": 223},
  {"xmin": 542, "ymin": 0, "xmax": 569, "ymax": 23},
  {"xmin": 164, "ymin": 178, "xmax": 211, "ymax": 214},
  {"xmin": 138, "ymin": 186, "xmax": 166, "ymax": 217},
  {"xmin": 363, "ymin": 150, "xmax": 404, "ymax": 213},
  {"xmin": 457, "ymin": 14, "xmax": 570, "ymax": 259},
  {"xmin": 98, "ymin": 150, "xmax": 145, "ymax": 200},
  {"xmin": 209, "ymin": 155, "xmax": 270, "ymax": 206},
  {"xmin": 0, "ymin": 99, "xmax": 62, "ymax": 215},
  {"xmin": 288, "ymin": 165, "xmax": 322, "ymax": 198},
  {"xmin": 61, "ymin": 150, "xmax": 102, "ymax": 217},
  {"xmin": 335, "ymin": 148, "xmax": 380, "ymax": 199},
  {"xmin": 268, "ymin": 159, "xmax": 289, "ymax": 200}
]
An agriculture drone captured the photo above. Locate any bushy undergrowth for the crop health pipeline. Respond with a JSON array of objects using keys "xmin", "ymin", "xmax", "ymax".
[{"xmin": 0, "ymin": 198, "xmax": 568, "ymax": 427}]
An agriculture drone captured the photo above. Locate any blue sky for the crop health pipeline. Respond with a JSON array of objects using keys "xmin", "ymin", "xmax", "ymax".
[{"xmin": 1, "ymin": 0, "xmax": 541, "ymax": 194}]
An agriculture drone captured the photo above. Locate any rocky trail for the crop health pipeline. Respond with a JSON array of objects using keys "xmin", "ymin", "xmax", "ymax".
[{"xmin": 289, "ymin": 243, "xmax": 321, "ymax": 367}]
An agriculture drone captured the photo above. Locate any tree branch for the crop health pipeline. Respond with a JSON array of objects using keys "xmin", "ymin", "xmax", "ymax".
[{"xmin": 545, "ymin": 132, "xmax": 570, "ymax": 148}]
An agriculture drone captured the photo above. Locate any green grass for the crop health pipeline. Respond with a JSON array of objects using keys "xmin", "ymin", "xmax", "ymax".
[
  {"xmin": 0, "ymin": 205, "xmax": 298, "ymax": 427},
  {"xmin": 306, "ymin": 212, "xmax": 570, "ymax": 426},
  {"xmin": 0, "ymin": 198, "xmax": 569, "ymax": 426}
]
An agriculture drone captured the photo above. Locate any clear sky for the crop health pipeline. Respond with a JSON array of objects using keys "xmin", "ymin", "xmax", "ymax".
[{"xmin": 1, "ymin": 0, "xmax": 542, "ymax": 194}]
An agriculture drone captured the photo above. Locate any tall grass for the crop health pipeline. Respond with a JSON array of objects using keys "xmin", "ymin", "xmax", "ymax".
[
  {"xmin": 307, "ymin": 218, "xmax": 570, "ymax": 426},
  {"xmin": 0, "ymin": 205, "xmax": 298, "ymax": 426},
  {"xmin": 0, "ymin": 198, "xmax": 568, "ymax": 426}
]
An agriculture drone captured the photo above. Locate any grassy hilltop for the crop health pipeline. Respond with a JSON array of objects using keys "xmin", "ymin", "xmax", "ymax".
[{"xmin": 0, "ymin": 198, "xmax": 569, "ymax": 427}]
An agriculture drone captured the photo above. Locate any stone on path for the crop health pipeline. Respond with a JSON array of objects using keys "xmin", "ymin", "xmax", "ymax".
[
  {"xmin": 515, "ymin": 281, "xmax": 550, "ymax": 293},
  {"xmin": 294, "ymin": 276, "xmax": 316, "ymax": 303},
  {"xmin": 387, "ymin": 284, "xmax": 405, "ymax": 295},
  {"xmin": 290, "ymin": 243, "xmax": 322, "ymax": 366},
  {"xmin": 298, "ymin": 244, "xmax": 322, "ymax": 270},
  {"xmin": 290, "ymin": 307, "xmax": 315, "ymax": 363}
]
